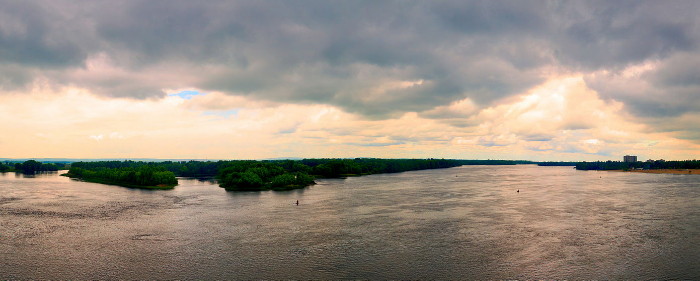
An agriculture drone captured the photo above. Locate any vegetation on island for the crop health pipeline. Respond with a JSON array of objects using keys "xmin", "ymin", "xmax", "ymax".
[
  {"xmin": 0, "ymin": 160, "xmax": 61, "ymax": 173},
  {"xmin": 67, "ymin": 160, "xmax": 223, "ymax": 178},
  {"xmin": 0, "ymin": 162, "xmax": 11, "ymax": 172},
  {"xmin": 217, "ymin": 161, "xmax": 315, "ymax": 191},
  {"xmin": 63, "ymin": 163, "xmax": 178, "ymax": 189},
  {"xmin": 16, "ymin": 160, "xmax": 60, "ymax": 173},
  {"xmin": 575, "ymin": 160, "xmax": 700, "ymax": 171}
]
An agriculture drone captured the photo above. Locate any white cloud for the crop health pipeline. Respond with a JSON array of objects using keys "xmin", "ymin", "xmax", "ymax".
[{"xmin": 444, "ymin": 76, "xmax": 700, "ymax": 160}]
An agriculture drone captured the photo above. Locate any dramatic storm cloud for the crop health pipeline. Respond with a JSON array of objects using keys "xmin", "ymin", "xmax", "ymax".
[{"xmin": 1, "ymin": 0, "xmax": 699, "ymax": 159}]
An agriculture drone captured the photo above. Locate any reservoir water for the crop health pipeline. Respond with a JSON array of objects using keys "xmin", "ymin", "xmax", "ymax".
[{"xmin": 1, "ymin": 165, "xmax": 698, "ymax": 279}]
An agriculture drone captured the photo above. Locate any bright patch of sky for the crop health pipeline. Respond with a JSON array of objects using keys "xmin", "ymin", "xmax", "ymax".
[
  {"xmin": 169, "ymin": 90, "xmax": 206, "ymax": 100},
  {"xmin": 202, "ymin": 109, "xmax": 240, "ymax": 118}
]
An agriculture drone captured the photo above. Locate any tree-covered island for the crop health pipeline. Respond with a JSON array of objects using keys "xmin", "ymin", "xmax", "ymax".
[
  {"xmin": 217, "ymin": 161, "xmax": 315, "ymax": 191},
  {"xmin": 63, "ymin": 163, "xmax": 178, "ymax": 190}
]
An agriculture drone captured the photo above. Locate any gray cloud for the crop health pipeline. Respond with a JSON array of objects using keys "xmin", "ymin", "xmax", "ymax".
[
  {"xmin": 585, "ymin": 52, "xmax": 700, "ymax": 118},
  {"xmin": 0, "ymin": 1, "xmax": 88, "ymax": 67},
  {"xmin": 0, "ymin": 64, "xmax": 33, "ymax": 90},
  {"xmin": 0, "ymin": 0, "xmax": 698, "ymax": 120},
  {"xmin": 550, "ymin": 1, "xmax": 697, "ymax": 70}
]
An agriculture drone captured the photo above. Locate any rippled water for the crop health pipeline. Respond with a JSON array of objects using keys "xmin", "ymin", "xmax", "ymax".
[{"xmin": 1, "ymin": 165, "xmax": 698, "ymax": 279}]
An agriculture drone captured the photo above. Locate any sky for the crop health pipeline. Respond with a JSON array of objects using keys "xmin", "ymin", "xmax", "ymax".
[{"xmin": 1, "ymin": 0, "xmax": 699, "ymax": 161}]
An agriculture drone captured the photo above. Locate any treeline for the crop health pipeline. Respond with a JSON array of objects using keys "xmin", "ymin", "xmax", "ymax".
[
  {"xmin": 300, "ymin": 158, "xmax": 463, "ymax": 177},
  {"xmin": 71, "ymin": 160, "xmax": 221, "ymax": 177},
  {"xmin": 71, "ymin": 160, "xmax": 222, "ymax": 177},
  {"xmin": 457, "ymin": 160, "xmax": 533, "ymax": 165},
  {"xmin": 63, "ymin": 165, "xmax": 178, "ymax": 189},
  {"xmin": 537, "ymin": 161, "xmax": 578, "ymax": 166},
  {"xmin": 0, "ymin": 160, "xmax": 61, "ymax": 173},
  {"xmin": 575, "ymin": 160, "xmax": 700, "ymax": 170}
]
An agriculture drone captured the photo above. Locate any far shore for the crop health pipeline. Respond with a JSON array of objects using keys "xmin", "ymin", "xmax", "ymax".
[{"xmin": 613, "ymin": 169, "xmax": 700, "ymax": 175}]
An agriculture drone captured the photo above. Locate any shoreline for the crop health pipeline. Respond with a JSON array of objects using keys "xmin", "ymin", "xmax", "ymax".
[{"xmin": 613, "ymin": 169, "xmax": 700, "ymax": 175}]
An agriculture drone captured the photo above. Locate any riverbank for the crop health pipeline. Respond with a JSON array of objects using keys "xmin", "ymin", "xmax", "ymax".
[{"xmin": 615, "ymin": 169, "xmax": 700, "ymax": 175}]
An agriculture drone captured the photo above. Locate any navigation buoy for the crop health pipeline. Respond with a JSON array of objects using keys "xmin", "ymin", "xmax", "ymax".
[
  {"xmin": 517, "ymin": 189, "xmax": 519, "ymax": 193},
  {"xmin": 296, "ymin": 200, "xmax": 299, "ymax": 206}
]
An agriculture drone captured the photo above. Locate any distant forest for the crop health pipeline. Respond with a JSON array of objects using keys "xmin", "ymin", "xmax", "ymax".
[
  {"xmin": 537, "ymin": 161, "xmax": 578, "ymax": 166},
  {"xmin": 575, "ymin": 160, "xmax": 700, "ymax": 170},
  {"xmin": 458, "ymin": 160, "xmax": 533, "ymax": 165}
]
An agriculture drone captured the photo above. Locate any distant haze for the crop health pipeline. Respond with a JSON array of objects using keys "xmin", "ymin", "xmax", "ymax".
[{"xmin": 0, "ymin": 1, "xmax": 698, "ymax": 160}]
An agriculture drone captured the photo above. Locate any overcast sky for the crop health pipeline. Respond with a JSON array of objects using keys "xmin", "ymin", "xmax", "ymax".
[{"xmin": 1, "ymin": 0, "xmax": 699, "ymax": 160}]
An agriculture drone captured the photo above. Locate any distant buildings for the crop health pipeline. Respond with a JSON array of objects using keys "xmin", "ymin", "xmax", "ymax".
[{"xmin": 623, "ymin": 155, "xmax": 638, "ymax": 162}]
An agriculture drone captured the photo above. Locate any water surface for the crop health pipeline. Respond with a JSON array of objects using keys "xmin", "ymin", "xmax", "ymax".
[{"xmin": 1, "ymin": 166, "xmax": 698, "ymax": 279}]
